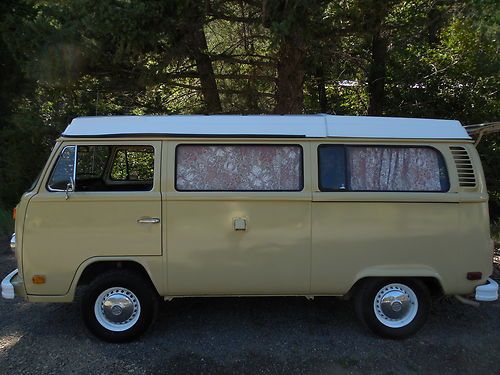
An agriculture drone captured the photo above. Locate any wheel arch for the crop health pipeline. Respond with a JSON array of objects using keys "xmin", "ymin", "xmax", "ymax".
[
  {"xmin": 347, "ymin": 274, "xmax": 444, "ymax": 299},
  {"xmin": 72, "ymin": 257, "xmax": 163, "ymax": 298}
]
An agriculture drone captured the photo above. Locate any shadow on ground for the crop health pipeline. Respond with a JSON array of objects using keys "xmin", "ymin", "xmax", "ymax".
[{"xmin": 0, "ymin": 243, "xmax": 499, "ymax": 375}]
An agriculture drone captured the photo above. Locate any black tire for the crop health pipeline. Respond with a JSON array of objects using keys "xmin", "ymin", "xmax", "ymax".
[
  {"xmin": 354, "ymin": 278, "xmax": 431, "ymax": 339},
  {"xmin": 82, "ymin": 270, "xmax": 159, "ymax": 342}
]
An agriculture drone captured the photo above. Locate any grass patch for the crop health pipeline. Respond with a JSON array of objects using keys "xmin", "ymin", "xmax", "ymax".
[{"xmin": 0, "ymin": 207, "xmax": 14, "ymax": 238}]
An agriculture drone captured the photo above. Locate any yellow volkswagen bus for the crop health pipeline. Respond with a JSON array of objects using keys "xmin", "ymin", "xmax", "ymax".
[{"xmin": 2, "ymin": 115, "xmax": 497, "ymax": 342}]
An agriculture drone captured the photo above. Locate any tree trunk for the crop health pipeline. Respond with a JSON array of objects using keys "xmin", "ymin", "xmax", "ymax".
[
  {"xmin": 426, "ymin": 5, "xmax": 445, "ymax": 46},
  {"xmin": 367, "ymin": 30, "xmax": 387, "ymax": 116},
  {"xmin": 188, "ymin": 27, "xmax": 222, "ymax": 113},
  {"xmin": 365, "ymin": 2, "xmax": 390, "ymax": 116},
  {"xmin": 316, "ymin": 65, "xmax": 328, "ymax": 113},
  {"xmin": 274, "ymin": 35, "xmax": 306, "ymax": 114}
]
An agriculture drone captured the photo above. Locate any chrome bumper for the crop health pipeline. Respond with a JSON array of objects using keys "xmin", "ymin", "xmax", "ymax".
[
  {"xmin": 2, "ymin": 269, "xmax": 19, "ymax": 299},
  {"xmin": 475, "ymin": 278, "xmax": 499, "ymax": 302}
]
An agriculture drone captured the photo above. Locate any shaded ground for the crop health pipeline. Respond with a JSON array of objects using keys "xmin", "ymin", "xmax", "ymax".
[{"xmin": 0, "ymin": 241, "xmax": 499, "ymax": 375}]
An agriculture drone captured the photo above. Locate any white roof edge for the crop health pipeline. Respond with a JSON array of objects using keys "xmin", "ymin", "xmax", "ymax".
[
  {"xmin": 325, "ymin": 115, "xmax": 469, "ymax": 139},
  {"xmin": 61, "ymin": 114, "xmax": 471, "ymax": 140}
]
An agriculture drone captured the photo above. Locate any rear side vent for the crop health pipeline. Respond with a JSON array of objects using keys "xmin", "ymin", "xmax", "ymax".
[{"xmin": 450, "ymin": 146, "xmax": 476, "ymax": 187}]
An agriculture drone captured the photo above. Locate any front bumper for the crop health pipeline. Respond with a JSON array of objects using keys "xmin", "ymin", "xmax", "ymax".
[
  {"xmin": 1, "ymin": 269, "xmax": 25, "ymax": 300},
  {"xmin": 475, "ymin": 278, "xmax": 498, "ymax": 302},
  {"xmin": 10, "ymin": 233, "xmax": 16, "ymax": 251}
]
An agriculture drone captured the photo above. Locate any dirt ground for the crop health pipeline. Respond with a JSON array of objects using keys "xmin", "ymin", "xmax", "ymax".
[{"xmin": 0, "ymin": 241, "xmax": 499, "ymax": 375}]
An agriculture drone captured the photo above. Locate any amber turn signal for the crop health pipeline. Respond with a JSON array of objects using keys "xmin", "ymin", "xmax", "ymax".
[
  {"xmin": 12, "ymin": 207, "xmax": 16, "ymax": 220},
  {"xmin": 32, "ymin": 275, "xmax": 46, "ymax": 284}
]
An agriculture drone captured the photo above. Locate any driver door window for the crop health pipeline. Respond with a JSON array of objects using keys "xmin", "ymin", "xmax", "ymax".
[{"xmin": 47, "ymin": 145, "xmax": 155, "ymax": 192}]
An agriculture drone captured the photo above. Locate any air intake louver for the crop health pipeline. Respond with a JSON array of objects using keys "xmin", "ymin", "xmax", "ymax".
[{"xmin": 450, "ymin": 146, "xmax": 476, "ymax": 187}]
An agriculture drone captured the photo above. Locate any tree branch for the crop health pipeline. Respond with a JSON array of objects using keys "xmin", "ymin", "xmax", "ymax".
[{"xmin": 166, "ymin": 81, "xmax": 274, "ymax": 98}]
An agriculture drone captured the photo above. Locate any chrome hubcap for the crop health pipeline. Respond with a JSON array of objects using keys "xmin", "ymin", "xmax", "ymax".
[
  {"xmin": 103, "ymin": 293, "xmax": 135, "ymax": 322},
  {"xmin": 373, "ymin": 283, "xmax": 418, "ymax": 328},
  {"xmin": 94, "ymin": 287, "xmax": 141, "ymax": 331}
]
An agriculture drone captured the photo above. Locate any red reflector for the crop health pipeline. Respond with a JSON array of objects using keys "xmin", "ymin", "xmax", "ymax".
[{"xmin": 467, "ymin": 272, "xmax": 482, "ymax": 280}]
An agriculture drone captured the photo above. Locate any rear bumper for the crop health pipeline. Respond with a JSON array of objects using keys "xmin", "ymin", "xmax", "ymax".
[
  {"xmin": 475, "ymin": 278, "xmax": 498, "ymax": 301},
  {"xmin": 1, "ymin": 269, "xmax": 26, "ymax": 300}
]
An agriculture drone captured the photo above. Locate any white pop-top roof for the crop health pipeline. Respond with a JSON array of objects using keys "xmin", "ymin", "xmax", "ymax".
[{"xmin": 62, "ymin": 114, "xmax": 471, "ymax": 140}]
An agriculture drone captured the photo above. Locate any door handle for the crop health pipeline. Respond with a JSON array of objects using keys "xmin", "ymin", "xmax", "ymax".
[{"xmin": 137, "ymin": 217, "xmax": 160, "ymax": 224}]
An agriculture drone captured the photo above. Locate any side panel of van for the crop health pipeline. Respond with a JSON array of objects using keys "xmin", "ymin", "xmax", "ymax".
[
  {"xmin": 311, "ymin": 201, "xmax": 460, "ymax": 294},
  {"xmin": 22, "ymin": 140, "xmax": 163, "ymax": 295},
  {"xmin": 310, "ymin": 142, "xmax": 465, "ymax": 295},
  {"xmin": 164, "ymin": 140, "xmax": 312, "ymax": 295}
]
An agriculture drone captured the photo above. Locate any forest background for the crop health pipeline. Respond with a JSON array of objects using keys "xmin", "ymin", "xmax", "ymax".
[{"xmin": 0, "ymin": 0, "xmax": 498, "ymax": 237}]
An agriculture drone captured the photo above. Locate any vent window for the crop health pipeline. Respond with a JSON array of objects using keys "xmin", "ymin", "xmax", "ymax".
[{"xmin": 450, "ymin": 146, "xmax": 476, "ymax": 187}]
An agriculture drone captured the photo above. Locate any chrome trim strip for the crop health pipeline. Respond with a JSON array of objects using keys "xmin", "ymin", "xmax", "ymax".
[{"xmin": 137, "ymin": 217, "xmax": 160, "ymax": 224}]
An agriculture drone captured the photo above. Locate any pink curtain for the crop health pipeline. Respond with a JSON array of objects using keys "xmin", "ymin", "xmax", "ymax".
[
  {"xmin": 346, "ymin": 147, "xmax": 444, "ymax": 191},
  {"xmin": 176, "ymin": 145, "xmax": 302, "ymax": 191}
]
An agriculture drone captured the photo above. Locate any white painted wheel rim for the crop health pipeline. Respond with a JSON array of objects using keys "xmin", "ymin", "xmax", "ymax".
[
  {"xmin": 94, "ymin": 287, "xmax": 141, "ymax": 332},
  {"xmin": 373, "ymin": 283, "xmax": 418, "ymax": 328}
]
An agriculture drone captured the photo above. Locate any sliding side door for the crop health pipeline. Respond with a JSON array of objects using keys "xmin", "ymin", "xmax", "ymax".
[{"xmin": 165, "ymin": 141, "xmax": 312, "ymax": 295}]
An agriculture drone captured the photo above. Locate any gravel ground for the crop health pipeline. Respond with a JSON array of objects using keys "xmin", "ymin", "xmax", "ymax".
[{"xmin": 0, "ymin": 241, "xmax": 499, "ymax": 375}]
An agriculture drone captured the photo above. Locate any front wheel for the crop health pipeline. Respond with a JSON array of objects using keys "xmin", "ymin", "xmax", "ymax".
[
  {"xmin": 82, "ymin": 270, "xmax": 159, "ymax": 342},
  {"xmin": 355, "ymin": 278, "xmax": 431, "ymax": 339}
]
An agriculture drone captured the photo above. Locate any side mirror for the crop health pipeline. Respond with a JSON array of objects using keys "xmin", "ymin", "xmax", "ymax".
[{"xmin": 65, "ymin": 177, "xmax": 75, "ymax": 200}]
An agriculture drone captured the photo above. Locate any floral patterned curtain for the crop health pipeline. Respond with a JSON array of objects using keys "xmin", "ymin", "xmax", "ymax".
[
  {"xmin": 346, "ymin": 147, "xmax": 445, "ymax": 191},
  {"xmin": 176, "ymin": 145, "xmax": 303, "ymax": 191}
]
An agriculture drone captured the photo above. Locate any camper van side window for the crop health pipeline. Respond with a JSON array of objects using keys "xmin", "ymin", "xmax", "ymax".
[
  {"xmin": 319, "ymin": 145, "xmax": 449, "ymax": 192},
  {"xmin": 110, "ymin": 147, "xmax": 154, "ymax": 182},
  {"xmin": 175, "ymin": 144, "xmax": 303, "ymax": 191},
  {"xmin": 75, "ymin": 145, "xmax": 154, "ymax": 192},
  {"xmin": 318, "ymin": 145, "xmax": 346, "ymax": 191}
]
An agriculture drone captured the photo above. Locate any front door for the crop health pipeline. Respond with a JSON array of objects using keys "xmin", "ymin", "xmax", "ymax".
[{"xmin": 23, "ymin": 141, "xmax": 162, "ymax": 295}]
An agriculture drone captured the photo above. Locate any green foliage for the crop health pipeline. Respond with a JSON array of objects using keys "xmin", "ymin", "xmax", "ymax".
[
  {"xmin": 0, "ymin": 0, "xmax": 498, "ymax": 220},
  {"xmin": 491, "ymin": 221, "xmax": 500, "ymax": 242},
  {"xmin": 110, "ymin": 149, "xmax": 154, "ymax": 181},
  {"xmin": 479, "ymin": 135, "xmax": 500, "ymax": 221}
]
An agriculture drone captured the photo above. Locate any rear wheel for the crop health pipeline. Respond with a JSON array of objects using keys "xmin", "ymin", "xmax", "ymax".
[
  {"xmin": 82, "ymin": 270, "xmax": 159, "ymax": 342},
  {"xmin": 355, "ymin": 278, "xmax": 431, "ymax": 339}
]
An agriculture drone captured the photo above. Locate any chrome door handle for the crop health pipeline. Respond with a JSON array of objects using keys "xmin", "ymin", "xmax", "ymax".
[{"xmin": 137, "ymin": 217, "xmax": 160, "ymax": 224}]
